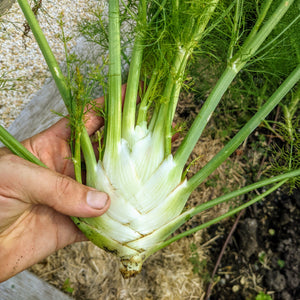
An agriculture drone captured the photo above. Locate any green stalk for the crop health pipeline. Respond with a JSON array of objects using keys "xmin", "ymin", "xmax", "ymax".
[
  {"xmin": 80, "ymin": 128, "xmax": 97, "ymax": 187},
  {"xmin": 136, "ymin": 69, "xmax": 159, "ymax": 125},
  {"xmin": 0, "ymin": 126, "xmax": 46, "ymax": 168},
  {"xmin": 152, "ymin": 51, "xmax": 184, "ymax": 124},
  {"xmin": 190, "ymin": 0, "xmax": 220, "ymax": 44},
  {"xmin": 148, "ymin": 98, "xmax": 160, "ymax": 132},
  {"xmin": 174, "ymin": 66, "xmax": 237, "ymax": 168},
  {"xmin": 121, "ymin": 36, "xmax": 144, "ymax": 142},
  {"xmin": 255, "ymin": 13, "xmax": 300, "ymax": 58},
  {"xmin": 73, "ymin": 130, "xmax": 82, "ymax": 184},
  {"xmin": 122, "ymin": 0, "xmax": 146, "ymax": 143},
  {"xmin": 164, "ymin": 50, "xmax": 191, "ymax": 155},
  {"xmin": 149, "ymin": 0, "xmax": 167, "ymax": 26},
  {"xmin": 187, "ymin": 170, "xmax": 299, "ymax": 221},
  {"xmin": 174, "ymin": 0, "xmax": 295, "ymax": 169},
  {"xmin": 104, "ymin": 0, "xmax": 122, "ymax": 160},
  {"xmin": 230, "ymin": 0, "xmax": 294, "ymax": 69},
  {"xmin": 243, "ymin": 0, "xmax": 273, "ymax": 47},
  {"xmin": 151, "ymin": 0, "xmax": 220, "ymax": 157},
  {"xmin": 151, "ymin": 179, "xmax": 287, "ymax": 255},
  {"xmin": 152, "ymin": 48, "xmax": 188, "ymax": 155},
  {"xmin": 187, "ymin": 64, "xmax": 300, "ymax": 192},
  {"xmin": 17, "ymin": 0, "xmax": 97, "ymax": 183},
  {"xmin": 227, "ymin": 0, "xmax": 243, "ymax": 61},
  {"xmin": 172, "ymin": 0, "xmax": 179, "ymax": 29},
  {"xmin": 17, "ymin": 0, "xmax": 71, "ymax": 110}
]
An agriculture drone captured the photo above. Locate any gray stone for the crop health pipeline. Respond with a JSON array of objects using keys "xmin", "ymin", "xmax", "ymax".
[
  {"xmin": 267, "ymin": 270, "xmax": 286, "ymax": 292},
  {"xmin": 237, "ymin": 218, "xmax": 258, "ymax": 258},
  {"xmin": 0, "ymin": 0, "xmax": 15, "ymax": 15}
]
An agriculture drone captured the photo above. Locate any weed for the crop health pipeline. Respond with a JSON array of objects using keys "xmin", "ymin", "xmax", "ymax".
[
  {"xmin": 188, "ymin": 243, "xmax": 210, "ymax": 282},
  {"xmin": 255, "ymin": 291, "xmax": 272, "ymax": 300},
  {"xmin": 61, "ymin": 278, "xmax": 74, "ymax": 294}
]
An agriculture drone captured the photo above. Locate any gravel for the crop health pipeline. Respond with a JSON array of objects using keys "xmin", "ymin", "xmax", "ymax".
[{"xmin": 0, "ymin": 0, "xmax": 100, "ymax": 128}]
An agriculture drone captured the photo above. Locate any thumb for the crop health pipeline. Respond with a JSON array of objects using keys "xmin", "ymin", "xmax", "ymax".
[{"xmin": 1, "ymin": 155, "xmax": 110, "ymax": 217}]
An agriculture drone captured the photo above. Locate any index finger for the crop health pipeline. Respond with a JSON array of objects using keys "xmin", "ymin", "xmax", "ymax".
[
  {"xmin": 47, "ymin": 95, "xmax": 106, "ymax": 141},
  {"xmin": 84, "ymin": 84, "xmax": 127, "ymax": 135}
]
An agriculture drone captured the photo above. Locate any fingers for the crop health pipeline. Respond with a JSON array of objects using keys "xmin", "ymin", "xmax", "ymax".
[
  {"xmin": 45, "ymin": 117, "xmax": 72, "ymax": 140},
  {"xmin": 83, "ymin": 96, "xmax": 105, "ymax": 135},
  {"xmin": 84, "ymin": 84, "xmax": 128, "ymax": 135},
  {"xmin": 0, "ymin": 206, "xmax": 84, "ymax": 283},
  {"xmin": 43, "ymin": 84, "xmax": 129, "ymax": 141},
  {"xmin": 0, "ymin": 154, "xmax": 110, "ymax": 282},
  {"xmin": 0, "ymin": 147, "xmax": 12, "ymax": 157},
  {"xmin": 41, "ymin": 95, "xmax": 107, "ymax": 141},
  {"xmin": 0, "ymin": 155, "xmax": 110, "ymax": 218}
]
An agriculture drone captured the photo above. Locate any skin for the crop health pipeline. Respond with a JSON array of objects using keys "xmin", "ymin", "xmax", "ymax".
[{"xmin": 0, "ymin": 93, "xmax": 119, "ymax": 283}]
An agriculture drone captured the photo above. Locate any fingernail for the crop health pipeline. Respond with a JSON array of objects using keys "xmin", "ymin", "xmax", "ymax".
[{"xmin": 87, "ymin": 190, "xmax": 108, "ymax": 209}]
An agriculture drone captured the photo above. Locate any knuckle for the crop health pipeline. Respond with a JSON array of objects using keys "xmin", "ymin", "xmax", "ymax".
[
  {"xmin": 0, "ymin": 154, "xmax": 25, "ymax": 177},
  {"xmin": 55, "ymin": 175, "xmax": 72, "ymax": 199},
  {"xmin": 0, "ymin": 153, "xmax": 21, "ymax": 164}
]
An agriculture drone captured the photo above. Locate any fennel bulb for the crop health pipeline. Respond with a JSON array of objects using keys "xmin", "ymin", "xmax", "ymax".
[
  {"xmin": 76, "ymin": 125, "xmax": 189, "ymax": 276},
  {"xmin": 0, "ymin": 0, "xmax": 298, "ymax": 278}
]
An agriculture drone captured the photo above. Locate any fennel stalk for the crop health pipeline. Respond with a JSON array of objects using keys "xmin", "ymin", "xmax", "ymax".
[{"xmin": 0, "ymin": 0, "xmax": 299, "ymax": 277}]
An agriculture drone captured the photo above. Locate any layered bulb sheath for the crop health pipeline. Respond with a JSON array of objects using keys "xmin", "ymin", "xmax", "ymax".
[{"xmin": 75, "ymin": 124, "xmax": 189, "ymax": 277}]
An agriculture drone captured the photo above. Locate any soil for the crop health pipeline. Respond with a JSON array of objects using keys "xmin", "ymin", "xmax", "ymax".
[{"xmin": 207, "ymin": 189, "xmax": 300, "ymax": 300}]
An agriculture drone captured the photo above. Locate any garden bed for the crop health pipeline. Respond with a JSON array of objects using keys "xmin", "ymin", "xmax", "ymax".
[{"xmin": 208, "ymin": 188, "xmax": 300, "ymax": 300}]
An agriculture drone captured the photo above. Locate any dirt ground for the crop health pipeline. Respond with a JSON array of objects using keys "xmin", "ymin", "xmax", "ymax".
[{"xmin": 208, "ymin": 188, "xmax": 300, "ymax": 300}]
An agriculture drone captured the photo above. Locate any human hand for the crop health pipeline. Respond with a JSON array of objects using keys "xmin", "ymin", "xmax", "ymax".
[{"xmin": 0, "ymin": 94, "xmax": 111, "ymax": 282}]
